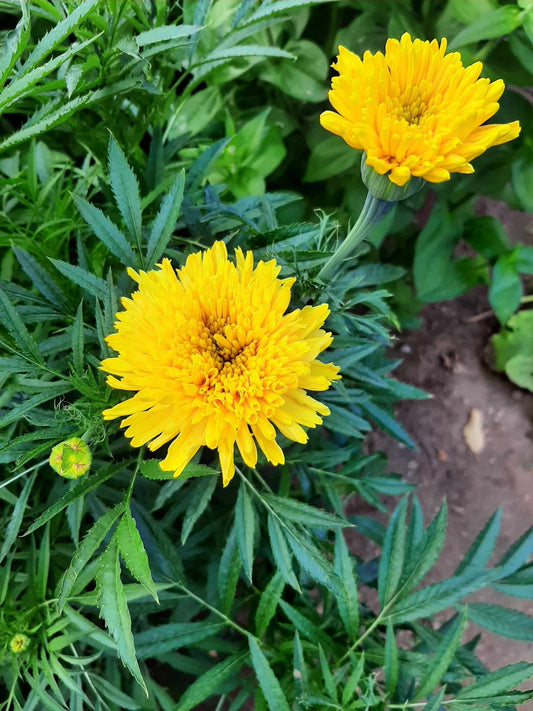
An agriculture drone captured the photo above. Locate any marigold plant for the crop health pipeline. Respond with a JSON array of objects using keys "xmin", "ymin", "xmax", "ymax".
[
  {"xmin": 320, "ymin": 32, "xmax": 521, "ymax": 187},
  {"xmin": 102, "ymin": 241, "xmax": 339, "ymax": 485}
]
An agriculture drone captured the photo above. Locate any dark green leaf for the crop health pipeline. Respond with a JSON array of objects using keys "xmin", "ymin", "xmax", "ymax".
[
  {"xmin": 249, "ymin": 638, "xmax": 291, "ymax": 711},
  {"xmin": 73, "ymin": 194, "xmax": 137, "ymax": 265},
  {"xmin": 255, "ymin": 571, "xmax": 285, "ymax": 637},
  {"xmin": 455, "ymin": 509, "xmax": 501, "ymax": 576},
  {"xmin": 117, "ymin": 509, "xmax": 158, "ymax": 601},
  {"xmin": 108, "ymin": 136, "xmax": 142, "ymax": 248},
  {"xmin": 174, "ymin": 653, "xmax": 247, "ymax": 711},
  {"xmin": 146, "ymin": 170, "xmax": 185, "ymax": 268},
  {"xmin": 181, "ymin": 475, "xmax": 217, "ymax": 544},
  {"xmin": 378, "ymin": 496, "xmax": 408, "ymax": 607}
]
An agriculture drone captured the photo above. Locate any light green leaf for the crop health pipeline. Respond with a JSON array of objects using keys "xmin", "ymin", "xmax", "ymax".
[
  {"xmin": 249, "ymin": 638, "xmax": 291, "ymax": 711},
  {"xmin": 448, "ymin": 6, "xmax": 521, "ymax": 49},
  {"xmin": 140, "ymin": 460, "xmax": 217, "ymax": 481},
  {"xmin": 117, "ymin": 509, "xmax": 158, "ymax": 601},
  {"xmin": 489, "ymin": 254, "xmax": 522, "ymax": 324},
  {"xmin": 267, "ymin": 514, "xmax": 300, "ymax": 591},
  {"xmin": 385, "ymin": 620, "xmax": 398, "ymax": 698},
  {"xmin": 456, "ymin": 661, "xmax": 533, "ymax": 700},
  {"xmin": 135, "ymin": 25, "xmax": 201, "ymax": 46}
]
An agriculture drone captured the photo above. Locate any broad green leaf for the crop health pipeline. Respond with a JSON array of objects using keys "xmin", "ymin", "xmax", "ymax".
[
  {"xmin": 456, "ymin": 661, "xmax": 533, "ymax": 700},
  {"xmin": 58, "ymin": 504, "xmax": 123, "ymax": 610},
  {"xmin": 264, "ymin": 494, "xmax": 347, "ymax": 530},
  {"xmin": 260, "ymin": 39, "xmax": 328, "ymax": 103},
  {"xmin": 0, "ymin": 471, "xmax": 37, "ymax": 563},
  {"xmin": 267, "ymin": 514, "xmax": 300, "ymax": 591},
  {"xmin": 414, "ymin": 608, "xmax": 467, "ymax": 699},
  {"xmin": 385, "ymin": 620, "xmax": 398, "ymax": 698},
  {"xmin": 13, "ymin": 246, "xmax": 68, "ymax": 310},
  {"xmin": 489, "ymin": 254, "xmax": 522, "ymax": 324},
  {"xmin": 465, "ymin": 603, "xmax": 533, "ymax": 641},
  {"xmin": 146, "ymin": 170, "xmax": 185, "ymax": 268},
  {"xmin": 448, "ymin": 6, "xmax": 521, "ymax": 49},
  {"xmin": 304, "ymin": 136, "xmax": 359, "ymax": 182},
  {"xmin": 334, "ymin": 531, "xmax": 359, "ymax": 639},
  {"xmin": 512, "ymin": 158, "xmax": 533, "ymax": 213},
  {"xmin": 249, "ymin": 638, "xmax": 291, "ymax": 711},
  {"xmin": 235, "ymin": 482, "xmax": 256, "ymax": 582},
  {"xmin": 255, "ymin": 571, "xmax": 285, "ymax": 637},
  {"xmin": 25, "ymin": 465, "xmax": 120, "ymax": 535},
  {"xmin": 73, "ymin": 195, "xmax": 137, "ymax": 266},
  {"xmin": 181, "ymin": 475, "xmax": 217, "ymax": 544},
  {"xmin": 135, "ymin": 621, "xmax": 226, "ymax": 659},
  {"xmin": 378, "ymin": 496, "xmax": 408, "ymax": 607},
  {"xmin": 117, "ymin": 509, "xmax": 158, "ymax": 601},
  {"xmin": 108, "ymin": 136, "xmax": 142, "ymax": 248},
  {"xmin": 217, "ymin": 525, "xmax": 241, "ymax": 614},
  {"xmin": 50, "ymin": 259, "xmax": 107, "ymax": 300},
  {"xmin": 96, "ymin": 536, "xmax": 145, "ymax": 688},
  {"xmin": 0, "ymin": 287, "xmax": 44, "ymax": 364},
  {"xmin": 174, "ymin": 653, "xmax": 247, "ymax": 711},
  {"xmin": 454, "ymin": 508, "xmax": 501, "ymax": 576},
  {"xmin": 463, "ymin": 217, "xmax": 510, "ymax": 260}
]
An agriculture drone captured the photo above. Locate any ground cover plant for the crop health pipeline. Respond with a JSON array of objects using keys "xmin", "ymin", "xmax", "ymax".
[{"xmin": 1, "ymin": 1, "xmax": 533, "ymax": 709}]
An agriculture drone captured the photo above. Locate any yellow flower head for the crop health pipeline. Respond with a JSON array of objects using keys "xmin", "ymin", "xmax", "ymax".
[
  {"xmin": 10, "ymin": 634, "xmax": 30, "ymax": 654},
  {"xmin": 101, "ymin": 242, "xmax": 340, "ymax": 486},
  {"xmin": 320, "ymin": 33, "xmax": 521, "ymax": 187}
]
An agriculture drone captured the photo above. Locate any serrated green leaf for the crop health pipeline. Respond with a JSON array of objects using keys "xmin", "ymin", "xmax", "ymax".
[
  {"xmin": 249, "ymin": 637, "xmax": 291, "ymax": 711},
  {"xmin": 293, "ymin": 629, "xmax": 307, "ymax": 696},
  {"xmin": 414, "ymin": 608, "xmax": 467, "ymax": 699},
  {"xmin": 140, "ymin": 459, "xmax": 217, "ymax": 480},
  {"xmin": 0, "ymin": 287, "xmax": 44, "ymax": 364},
  {"xmin": 135, "ymin": 25, "xmax": 201, "ymax": 46},
  {"xmin": 456, "ymin": 661, "xmax": 533, "ymax": 700},
  {"xmin": 0, "ymin": 14, "xmax": 29, "ymax": 87},
  {"xmin": 264, "ymin": 494, "xmax": 347, "ymax": 529},
  {"xmin": 50, "ymin": 259, "xmax": 107, "ymax": 300},
  {"xmin": 286, "ymin": 524, "xmax": 341, "ymax": 594},
  {"xmin": 135, "ymin": 621, "xmax": 226, "ymax": 659},
  {"xmin": 96, "ymin": 536, "xmax": 145, "ymax": 688},
  {"xmin": 0, "ymin": 471, "xmax": 37, "ymax": 563},
  {"xmin": 267, "ymin": 514, "xmax": 300, "ymax": 591},
  {"xmin": 241, "ymin": 0, "xmax": 331, "ymax": 27},
  {"xmin": 71, "ymin": 301, "xmax": 84, "ymax": 375},
  {"xmin": 174, "ymin": 653, "xmax": 247, "ymax": 711},
  {"xmin": 217, "ymin": 524, "xmax": 241, "ymax": 615},
  {"xmin": 385, "ymin": 621, "xmax": 398, "ymax": 698},
  {"xmin": 465, "ymin": 603, "xmax": 533, "ymax": 641},
  {"xmin": 181, "ymin": 475, "xmax": 217, "ymax": 544},
  {"xmin": 146, "ymin": 170, "xmax": 185, "ymax": 268},
  {"xmin": 73, "ymin": 195, "xmax": 137, "ymax": 266},
  {"xmin": 318, "ymin": 645, "xmax": 338, "ymax": 702},
  {"xmin": 455, "ymin": 508, "xmax": 501, "ymax": 576},
  {"xmin": 13, "ymin": 246, "xmax": 68, "ymax": 310},
  {"xmin": 280, "ymin": 600, "xmax": 332, "ymax": 649},
  {"xmin": 423, "ymin": 688, "xmax": 446, "ymax": 711},
  {"xmin": 235, "ymin": 482, "xmax": 256, "ymax": 582},
  {"xmin": 334, "ymin": 531, "xmax": 359, "ymax": 639},
  {"xmin": 255, "ymin": 571, "xmax": 285, "ymax": 637},
  {"xmin": 117, "ymin": 509, "xmax": 158, "ymax": 601},
  {"xmin": 25, "ymin": 465, "xmax": 119, "ymax": 536},
  {"xmin": 378, "ymin": 496, "xmax": 408, "ymax": 607},
  {"xmin": 108, "ymin": 136, "xmax": 142, "ymax": 249},
  {"xmin": 341, "ymin": 653, "xmax": 364, "ymax": 706},
  {"xmin": 496, "ymin": 524, "xmax": 533, "ymax": 578},
  {"xmin": 58, "ymin": 504, "xmax": 123, "ymax": 610}
]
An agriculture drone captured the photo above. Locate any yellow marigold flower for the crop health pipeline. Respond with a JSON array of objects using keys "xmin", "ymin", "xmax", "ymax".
[
  {"xmin": 320, "ymin": 33, "xmax": 521, "ymax": 187},
  {"xmin": 101, "ymin": 242, "xmax": 340, "ymax": 486}
]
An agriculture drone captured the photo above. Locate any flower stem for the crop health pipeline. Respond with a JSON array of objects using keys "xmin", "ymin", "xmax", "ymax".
[{"xmin": 318, "ymin": 192, "xmax": 394, "ymax": 282}]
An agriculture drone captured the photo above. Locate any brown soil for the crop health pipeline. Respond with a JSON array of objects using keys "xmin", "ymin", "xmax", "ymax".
[{"xmin": 349, "ymin": 198, "xmax": 533, "ymax": 702}]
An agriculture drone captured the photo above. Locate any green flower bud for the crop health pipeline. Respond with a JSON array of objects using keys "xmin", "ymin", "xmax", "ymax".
[
  {"xmin": 361, "ymin": 153, "xmax": 424, "ymax": 202},
  {"xmin": 49, "ymin": 437, "xmax": 91, "ymax": 479},
  {"xmin": 10, "ymin": 633, "xmax": 30, "ymax": 654}
]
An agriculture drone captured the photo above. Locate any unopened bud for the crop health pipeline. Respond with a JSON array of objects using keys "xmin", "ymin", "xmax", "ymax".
[
  {"xmin": 10, "ymin": 634, "xmax": 30, "ymax": 654},
  {"xmin": 49, "ymin": 437, "xmax": 91, "ymax": 479},
  {"xmin": 361, "ymin": 153, "xmax": 424, "ymax": 202}
]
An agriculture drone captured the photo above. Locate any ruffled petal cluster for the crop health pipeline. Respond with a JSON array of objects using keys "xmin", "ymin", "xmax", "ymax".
[
  {"xmin": 101, "ymin": 242, "xmax": 340, "ymax": 486},
  {"xmin": 321, "ymin": 33, "xmax": 520, "ymax": 186}
]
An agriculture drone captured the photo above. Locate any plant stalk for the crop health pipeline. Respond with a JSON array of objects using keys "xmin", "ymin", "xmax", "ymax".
[{"xmin": 318, "ymin": 192, "xmax": 394, "ymax": 282}]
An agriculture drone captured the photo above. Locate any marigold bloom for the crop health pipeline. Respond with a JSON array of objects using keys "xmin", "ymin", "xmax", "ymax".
[
  {"xmin": 101, "ymin": 242, "xmax": 339, "ymax": 486},
  {"xmin": 10, "ymin": 634, "xmax": 30, "ymax": 654},
  {"xmin": 320, "ymin": 33, "xmax": 520, "ymax": 186}
]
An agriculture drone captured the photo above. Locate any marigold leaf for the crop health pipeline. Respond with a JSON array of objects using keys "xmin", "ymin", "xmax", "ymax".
[
  {"xmin": 378, "ymin": 496, "xmax": 408, "ymax": 607},
  {"xmin": 96, "ymin": 535, "xmax": 145, "ymax": 689},
  {"xmin": 465, "ymin": 603, "xmax": 533, "ymax": 641},
  {"xmin": 117, "ymin": 509, "xmax": 158, "ymax": 602},
  {"xmin": 0, "ymin": 471, "xmax": 37, "ymax": 564},
  {"xmin": 135, "ymin": 621, "xmax": 226, "ymax": 659},
  {"xmin": 235, "ymin": 482, "xmax": 256, "ymax": 582},
  {"xmin": 73, "ymin": 195, "xmax": 137, "ymax": 266},
  {"xmin": 264, "ymin": 494, "xmax": 348, "ymax": 530},
  {"xmin": 249, "ymin": 638, "xmax": 291, "ymax": 711},
  {"xmin": 255, "ymin": 571, "xmax": 285, "ymax": 637},
  {"xmin": 146, "ymin": 170, "xmax": 185, "ymax": 268},
  {"xmin": 218, "ymin": 524, "xmax": 241, "ymax": 615},
  {"xmin": 334, "ymin": 530, "xmax": 359, "ymax": 639},
  {"xmin": 108, "ymin": 136, "xmax": 143, "ymax": 249},
  {"xmin": 456, "ymin": 661, "xmax": 533, "ymax": 700},
  {"xmin": 384, "ymin": 620, "xmax": 398, "ymax": 698},
  {"xmin": 181, "ymin": 476, "xmax": 217, "ymax": 544},
  {"xmin": 0, "ymin": 287, "xmax": 44, "ymax": 364},
  {"xmin": 286, "ymin": 523, "xmax": 341, "ymax": 594},
  {"xmin": 267, "ymin": 514, "xmax": 300, "ymax": 591},
  {"xmin": 174, "ymin": 652, "xmax": 247, "ymax": 711},
  {"xmin": 13, "ymin": 246, "xmax": 69, "ymax": 310},
  {"xmin": 454, "ymin": 508, "xmax": 501, "ymax": 576},
  {"xmin": 50, "ymin": 259, "xmax": 107, "ymax": 300}
]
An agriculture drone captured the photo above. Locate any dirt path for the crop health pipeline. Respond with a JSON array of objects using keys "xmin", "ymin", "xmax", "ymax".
[{"xmin": 360, "ymin": 284, "xmax": 533, "ymax": 692}]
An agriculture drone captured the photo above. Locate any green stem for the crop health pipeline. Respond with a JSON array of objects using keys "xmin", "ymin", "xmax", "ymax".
[{"xmin": 318, "ymin": 193, "xmax": 394, "ymax": 282}]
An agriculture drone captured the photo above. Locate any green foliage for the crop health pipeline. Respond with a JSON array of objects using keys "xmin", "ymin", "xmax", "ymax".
[{"xmin": 0, "ymin": 0, "xmax": 532, "ymax": 709}]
